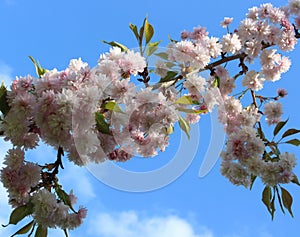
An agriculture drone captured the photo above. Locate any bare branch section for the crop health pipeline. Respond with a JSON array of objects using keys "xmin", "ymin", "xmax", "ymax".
[{"xmin": 200, "ymin": 52, "xmax": 247, "ymax": 72}]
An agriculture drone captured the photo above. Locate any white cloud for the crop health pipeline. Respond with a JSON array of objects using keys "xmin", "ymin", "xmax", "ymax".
[
  {"xmin": 59, "ymin": 161, "xmax": 96, "ymax": 201},
  {"xmin": 0, "ymin": 139, "xmax": 13, "ymax": 236},
  {"xmin": 0, "ymin": 61, "xmax": 13, "ymax": 86},
  {"xmin": 88, "ymin": 211, "xmax": 213, "ymax": 237}
]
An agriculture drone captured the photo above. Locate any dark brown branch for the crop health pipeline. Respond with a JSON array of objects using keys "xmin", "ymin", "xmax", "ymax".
[
  {"xmin": 293, "ymin": 24, "xmax": 300, "ymax": 39},
  {"xmin": 138, "ymin": 67, "xmax": 150, "ymax": 87},
  {"xmin": 200, "ymin": 52, "xmax": 247, "ymax": 72},
  {"xmin": 250, "ymin": 89, "xmax": 265, "ymax": 141}
]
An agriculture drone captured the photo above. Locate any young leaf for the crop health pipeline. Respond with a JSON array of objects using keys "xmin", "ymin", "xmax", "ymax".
[
  {"xmin": 176, "ymin": 107, "xmax": 206, "ymax": 114},
  {"xmin": 34, "ymin": 225, "xmax": 47, "ymax": 237},
  {"xmin": 102, "ymin": 40, "xmax": 128, "ymax": 52},
  {"xmin": 273, "ymin": 119, "xmax": 288, "ymax": 136},
  {"xmin": 101, "ymin": 101, "xmax": 124, "ymax": 113},
  {"xmin": 63, "ymin": 229, "xmax": 69, "ymax": 237},
  {"xmin": 178, "ymin": 116, "xmax": 190, "ymax": 140},
  {"xmin": 250, "ymin": 175, "xmax": 257, "ymax": 190},
  {"xmin": 262, "ymin": 186, "xmax": 272, "ymax": 214},
  {"xmin": 176, "ymin": 95, "xmax": 194, "ymax": 105},
  {"xmin": 159, "ymin": 71, "xmax": 178, "ymax": 83},
  {"xmin": 165, "ymin": 125, "xmax": 174, "ymax": 135},
  {"xmin": 129, "ymin": 23, "xmax": 139, "ymax": 40},
  {"xmin": 11, "ymin": 220, "xmax": 34, "ymax": 237},
  {"xmin": 285, "ymin": 139, "xmax": 300, "ymax": 146},
  {"xmin": 155, "ymin": 52, "xmax": 169, "ymax": 60},
  {"xmin": 168, "ymin": 35, "xmax": 178, "ymax": 43},
  {"xmin": 138, "ymin": 19, "xmax": 145, "ymax": 46},
  {"xmin": 144, "ymin": 18, "xmax": 154, "ymax": 44},
  {"xmin": 165, "ymin": 62, "xmax": 176, "ymax": 68},
  {"xmin": 0, "ymin": 83, "xmax": 10, "ymax": 116},
  {"xmin": 146, "ymin": 41, "xmax": 161, "ymax": 57},
  {"xmin": 282, "ymin": 129, "xmax": 300, "ymax": 139},
  {"xmin": 275, "ymin": 186, "xmax": 285, "ymax": 214},
  {"xmin": 270, "ymin": 195, "xmax": 276, "ymax": 220},
  {"xmin": 55, "ymin": 186, "xmax": 77, "ymax": 213},
  {"xmin": 213, "ymin": 76, "xmax": 220, "ymax": 88},
  {"xmin": 95, "ymin": 112, "xmax": 111, "ymax": 135},
  {"xmin": 28, "ymin": 56, "xmax": 48, "ymax": 78},
  {"xmin": 291, "ymin": 175, "xmax": 300, "ymax": 186},
  {"xmin": 4, "ymin": 204, "xmax": 34, "ymax": 226},
  {"xmin": 281, "ymin": 187, "xmax": 294, "ymax": 217}
]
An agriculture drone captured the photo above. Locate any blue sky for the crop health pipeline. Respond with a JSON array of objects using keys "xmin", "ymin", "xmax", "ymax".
[{"xmin": 1, "ymin": 0, "xmax": 300, "ymax": 236}]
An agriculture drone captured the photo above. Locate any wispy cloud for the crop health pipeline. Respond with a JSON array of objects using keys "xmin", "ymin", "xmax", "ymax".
[
  {"xmin": 0, "ymin": 61, "xmax": 13, "ymax": 86},
  {"xmin": 59, "ymin": 162, "xmax": 96, "ymax": 202},
  {"xmin": 0, "ymin": 139, "xmax": 14, "ymax": 236},
  {"xmin": 87, "ymin": 211, "xmax": 213, "ymax": 237}
]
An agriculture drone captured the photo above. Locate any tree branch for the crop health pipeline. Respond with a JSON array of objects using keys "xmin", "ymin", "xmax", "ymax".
[{"xmin": 200, "ymin": 52, "xmax": 247, "ymax": 72}]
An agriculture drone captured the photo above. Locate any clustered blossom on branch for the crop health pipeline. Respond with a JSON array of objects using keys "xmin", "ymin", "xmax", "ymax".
[{"xmin": 0, "ymin": 1, "xmax": 300, "ymax": 236}]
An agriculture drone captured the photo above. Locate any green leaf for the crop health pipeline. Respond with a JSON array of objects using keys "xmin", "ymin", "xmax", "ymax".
[
  {"xmin": 144, "ymin": 18, "xmax": 154, "ymax": 44},
  {"xmin": 139, "ymin": 19, "xmax": 145, "ymax": 46},
  {"xmin": 282, "ymin": 129, "xmax": 300, "ymax": 139},
  {"xmin": 250, "ymin": 175, "xmax": 257, "ymax": 190},
  {"xmin": 101, "ymin": 101, "xmax": 124, "ymax": 113},
  {"xmin": 159, "ymin": 71, "xmax": 178, "ymax": 83},
  {"xmin": 63, "ymin": 229, "xmax": 69, "ymax": 237},
  {"xmin": 165, "ymin": 125, "xmax": 174, "ymax": 135},
  {"xmin": 146, "ymin": 41, "xmax": 161, "ymax": 57},
  {"xmin": 55, "ymin": 187, "xmax": 76, "ymax": 213},
  {"xmin": 3, "ymin": 204, "xmax": 34, "ymax": 226},
  {"xmin": 0, "ymin": 83, "xmax": 10, "ymax": 116},
  {"xmin": 34, "ymin": 225, "xmax": 47, "ymax": 237},
  {"xmin": 291, "ymin": 175, "xmax": 300, "ymax": 186},
  {"xmin": 262, "ymin": 186, "xmax": 272, "ymax": 214},
  {"xmin": 176, "ymin": 107, "xmax": 207, "ymax": 114},
  {"xmin": 168, "ymin": 35, "xmax": 178, "ymax": 43},
  {"xmin": 155, "ymin": 52, "xmax": 169, "ymax": 60},
  {"xmin": 285, "ymin": 139, "xmax": 300, "ymax": 146},
  {"xmin": 275, "ymin": 186, "xmax": 285, "ymax": 214},
  {"xmin": 28, "ymin": 56, "xmax": 48, "ymax": 78},
  {"xmin": 176, "ymin": 95, "xmax": 194, "ymax": 105},
  {"xmin": 11, "ymin": 220, "xmax": 34, "ymax": 237},
  {"xmin": 213, "ymin": 76, "xmax": 220, "ymax": 88},
  {"xmin": 129, "ymin": 23, "xmax": 139, "ymax": 40},
  {"xmin": 273, "ymin": 119, "xmax": 288, "ymax": 136},
  {"xmin": 270, "ymin": 195, "xmax": 276, "ymax": 220},
  {"xmin": 281, "ymin": 187, "xmax": 294, "ymax": 217},
  {"xmin": 102, "ymin": 40, "xmax": 128, "ymax": 52},
  {"xmin": 165, "ymin": 62, "xmax": 175, "ymax": 68},
  {"xmin": 95, "ymin": 112, "xmax": 111, "ymax": 135},
  {"xmin": 178, "ymin": 116, "xmax": 190, "ymax": 139}
]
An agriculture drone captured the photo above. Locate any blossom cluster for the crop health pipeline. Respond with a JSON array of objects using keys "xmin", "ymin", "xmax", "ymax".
[
  {"xmin": 0, "ymin": 148, "xmax": 86, "ymax": 231},
  {"xmin": 31, "ymin": 189, "xmax": 87, "ymax": 230},
  {"xmin": 0, "ymin": 1, "xmax": 300, "ymax": 235}
]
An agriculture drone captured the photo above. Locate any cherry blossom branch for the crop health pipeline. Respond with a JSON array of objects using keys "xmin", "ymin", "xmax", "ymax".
[
  {"xmin": 200, "ymin": 52, "xmax": 247, "ymax": 72},
  {"xmin": 250, "ymin": 89, "xmax": 265, "ymax": 142},
  {"xmin": 293, "ymin": 24, "xmax": 300, "ymax": 39},
  {"xmin": 137, "ymin": 67, "xmax": 150, "ymax": 87}
]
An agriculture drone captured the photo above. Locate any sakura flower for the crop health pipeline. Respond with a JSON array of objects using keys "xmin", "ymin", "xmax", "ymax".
[
  {"xmin": 263, "ymin": 101, "xmax": 283, "ymax": 125},
  {"xmin": 220, "ymin": 161, "xmax": 251, "ymax": 188},
  {"xmin": 221, "ymin": 33, "xmax": 242, "ymax": 54},
  {"xmin": 277, "ymin": 88, "xmax": 288, "ymax": 97},
  {"xmin": 220, "ymin": 17, "xmax": 233, "ymax": 28},
  {"xmin": 203, "ymin": 87, "xmax": 222, "ymax": 112},
  {"xmin": 242, "ymin": 70, "xmax": 265, "ymax": 91},
  {"xmin": 183, "ymin": 73, "xmax": 207, "ymax": 98},
  {"xmin": 186, "ymin": 113, "xmax": 200, "ymax": 124},
  {"xmin": 288, "ymin": 0, "xmax": 300, "ymax": 15},
  {"xmin": 0, "ymin": 148, "xmax": 41, "ymax": 206}
]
